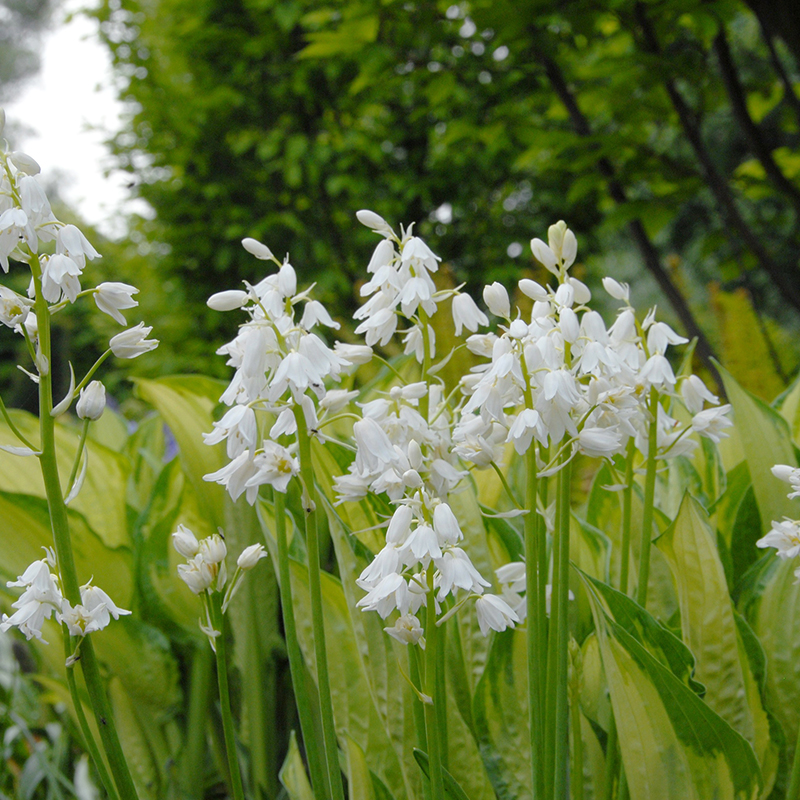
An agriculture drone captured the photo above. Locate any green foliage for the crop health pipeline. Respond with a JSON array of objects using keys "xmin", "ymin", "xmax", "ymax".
[{"xmin": 90, "ymin": 0, "xmax": 800, "ymax": 386}]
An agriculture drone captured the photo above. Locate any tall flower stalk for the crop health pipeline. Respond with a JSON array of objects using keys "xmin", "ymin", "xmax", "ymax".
[{"xmin": 0, "ymin": 113, "xmax": 164, "ymax": 800}]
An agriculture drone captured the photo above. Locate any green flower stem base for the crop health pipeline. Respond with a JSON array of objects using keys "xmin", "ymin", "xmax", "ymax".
[
  {"xmin": 209, "ymin": 593, "xmax": 245, "ymax": 800},
  {"xmin": 274, "ymin": 489, "xmax": 327, "ymax": 799},
  {"xmin": 295, "ymin": 407, "xmax": 345, "ymax": 800},
  {"xmin": 32, "ymin": 258, "xmax": 139, "ymax": 800}
]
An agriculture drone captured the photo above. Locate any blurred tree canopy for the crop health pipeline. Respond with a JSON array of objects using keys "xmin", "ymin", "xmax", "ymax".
[
  {"xmin": 0, "ymin": 0, "xmax": 56, "ymax": 100},
  {"xmin": 92, "ymin": 0, "xmax": 800, "ymax": 380}
]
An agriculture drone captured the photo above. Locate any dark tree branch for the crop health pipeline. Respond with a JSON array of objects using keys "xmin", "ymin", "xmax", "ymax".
[
  {"xmin": 634, "ymin": 2, "xmax": 800, "ymax": 314},
  {"xmin": 713, "ymin": 26, "xmax": 800, "ymax": 219},
  {"xmin": 540, "ymin": 55, "xmax": 719, "ymax": 380}
]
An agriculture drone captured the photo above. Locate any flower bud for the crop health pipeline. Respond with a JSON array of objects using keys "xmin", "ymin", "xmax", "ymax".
[
  {"xmin": 207, "ymin": 289, "xmax": 248, "ymax": 311},
  {"xmin": 177, "ymin": 554, "xmax": 214, "ymax": 594},
  {"xmin": 76, "ymin": 381, "xmax": 106, "ymax": 420},
  {"xmin": 518, "ymin": 279, "xmax": 548, "ymax": 302},
  {"xmin": 356, "ymin": 209, "xmax": 393, "ymax": 234},
  {"xmin": 531, "ymin": 238, "xmax": 558, "ymax": 275},
  {"xmin": 483, "ymin": 282, "xmax": 510, "ymax": 319},
  {"xmin": 9, "ymin": 151, "xmax": 41, "ymax": 176},
  {"xmin": 173, "ymin": 524, "xmax": 200, "ymax": 558},
  {"xmin": 237, "ymin": 543, "xmax": 267, "ymax": 571},
  {"xmin": 242, "ymin": 238, "xmax": 274, "ymax": 260},
  {"xmin": 200, "ymin": 533, "xmax": 227, "ymax": 564},
  {"xmin": 602, "ymin": 277, "xmax": 629, "ymax": 302}
]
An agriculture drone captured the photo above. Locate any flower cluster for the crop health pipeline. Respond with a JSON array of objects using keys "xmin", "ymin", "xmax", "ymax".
[
  {"xmin": 0, "ymin": 113, "xmax": 157, "ymax": 420},
  {"xmin": 340, "ymin": 212, "xmax": 521, "ymax": 643},
  {"xmin": 454, "ymin": 222, "xmax": 731, "ymax": 473},
  {"xmin": 202, "ymin": 238, "xmax": 369, "ymax": 503},
  {"xmin": 757, "ymin": 465, "xmax": 800, "ymax": 577},
  {"xmin": 0, "ymin": 550, "xmax": 130, "ymax": 649},
  {"xmin": 173, "ymin": 524, "xmax": 267, "ymax": 645}
]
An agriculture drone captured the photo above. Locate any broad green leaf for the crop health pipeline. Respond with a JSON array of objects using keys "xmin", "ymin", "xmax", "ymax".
[
  {"xmin": 580, "ymin": 574, "xmax": 704, "ymax": 696},
  {"xmin": 0, "ymin": 410, "xmax": 130, "ymax": 548},
  {"xmin": 719, "ymin": 365, "xmax": 797, "ymax": 533},
  {"xmin": 775, "ymin": 372, "xmax": 800, "ymax": 444},
  {"xmin": 108, "ymin": 677, "xmax": 160, "ymax": 800},
  {"xmin": 0, "ymin": 492, "xmax": 132, "ymax": 607},
  {"xmin": 749, "ymin": 556, "xmax": 800, "ymax": 776},
  {"xmin": 346, "ymin": 735, "xmax": 377, "ymax": 800},
  {"xmin": 472, "ymin": 629, "xmax": 530, "ymax": 799},
  {"xmin": 587, "ymin": 591, "xmax": 761, "ymax": 800},
  {"xmin": 279, "ymin": 731, "xmax": 315, "ymax": 800},
  {"xmin": 412, "ymin": 749, "xmax": 472, "ymax": 800},
  {"xmin": 134, "ymin": 375, "xmax": 228, "ymax": 530},
  {"xmin": 572, "ymin": 517, "xmax": 611, "ymax": 642},
  {"xmin": 655, "ymin": 495, "xmax": 776, "ymax": 790}
]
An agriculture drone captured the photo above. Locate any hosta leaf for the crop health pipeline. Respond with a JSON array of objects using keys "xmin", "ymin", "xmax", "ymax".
[
  {"xmin": 0, "ymin": 492, "xmax": 132, "ymax": 607},
  {"xmin": 587, "ymin": 590, "xmax": 761, "ymax": 800},
  {"xmin": 0, "ymin": 410, "xmax": 129, "ymax": 548},
  {"xmin": 472, "ymin": 629, "xmax": 530, "ymax": 799},
  {"xmin": 718, "ymin": 365, "xmax": 797, "ymax": 533},
  {"xmin": 579, "ymin": 574, "xmax": 704, "ymax": 696},
  {"xmin": 134, "ymin": 375, "xmax": 228, "ymax": 530},
  {"xmin": 748, "ymin": 556, "xmax": 800, "ymax": 779},
  {"xmin": 346, "ymin": 734, "xmax": 377, "ymax": 800},
  {"xmin": 655, "ymin": 494, "xmax": 776, "ymax": 793},
  {"xmin": 279, "ymin": 731, "xmax": 315, "ymax": 800}
]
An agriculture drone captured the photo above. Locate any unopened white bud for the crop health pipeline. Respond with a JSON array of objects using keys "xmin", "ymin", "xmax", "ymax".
[
  {"xmin": 483, "ymin": 282, "xmax": 511, "ymax": 319},
  {"xmin": 242, "ymin": 238, "xmax": 274, "ymax": 260},
  {"xmin": 237, "ymin": 543, "xmax": 267, "ymax": 571},
  {"xmin": 173, "ymin": 524, "xmax": 200, "ymax": 559},
  {"xmin": 207, "ymin": 289, "xmax": 248, "ymax": 311},
  {"xmin": 200, "ymin": 533, "xmax": 227, "ymax": 564},
  {"xmin": 9, "ymin": 151, "xmax": 41, "ymax": 176},
  {"xmin": 356, "ymin": 209, "xmax": 392, "ymax": 233},
  {"xmin": 76, "ymin": 381, "xmax": 106, "ymax": 420},
  {"xmin": 407, "ymin": 440, "xmax": 423, "ymax": 471},
  {"xmin": 518, "ymin": 279, "xmax": 549, "ymax": 302},
  {"xmin": 602, "ymin": 277, "xmax": 630, "ymax": 302}
]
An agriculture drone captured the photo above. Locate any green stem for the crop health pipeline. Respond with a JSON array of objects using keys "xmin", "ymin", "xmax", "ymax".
[
  {"xmin": 424, "ymin": 582, "xmax": 445, "ymax": 800},
  {"xmin": 636, "ymin": 388, "xmax": 659, "ymax": 609},
  {"xmin": 569, "ymin": 677, "xmax": 584, "ymax": 800},
  {"xmin": 75, "ymin": 349, "xmax": 113, "ymax": 393},
  {"xmin": 619, "ymin": 440, "xmax": 635, "ymax": 597},
  {"xmin": 66, "ymin": 418, "xmax": 91, "ymax": 498},
  {"xmin": 63, "ymin": 630, "xmax": 118, "ymax": 800},
  {"xmin": 435, "ymin": 621, "xmax": 448, "ymax": 771},
  {"xmin": 180, "ymin": 645, "xmax": 213, "ymax": 800},
  {"xmin": 601, "ymin": 717, "xmax": 620, "ymax": 800},
  {"xmin": 274, "ymin": 489, "xmax": 327, "ymax": 800},
  {"xmin": 31, "ymin": 258, "xmax": 139, "ymax": 800},
  {"xmin": 209, "ymin": 593, "xmax": 246, "ymax": 800},
  {"xmin": 552, "ymin": 456, "xmax": 572, "ymax": 800},
  {"xmin": 524, "ymin": 446, "xmax": 544, "ymax": 800},
  {"xmin": 787, "ymin": 721, "xmax": 800, "ymax": 800},
  {"xmin": 294, "ymin": 406, "xmax": 345, "ymax": 800},
  {"xmin": 409, "ymin": 646, "xmax": 431, "ymax": 800}
]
